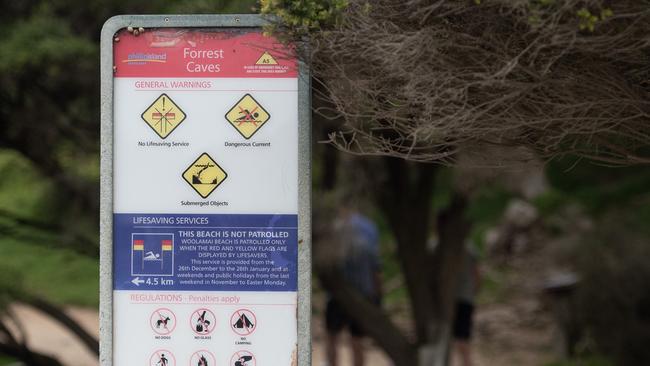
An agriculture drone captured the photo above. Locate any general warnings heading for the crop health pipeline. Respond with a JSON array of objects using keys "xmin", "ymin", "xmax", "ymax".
[
  {"xmin": 182, "ymin": 153, "xmax": 227, "ymax": 199},
  {"xmin": 225, "ymin": 94, "xmax": 271, "ymax": 139},
  {"xmin": 141, "ymin": 94, "xmax": 187, "ymax": 139}
]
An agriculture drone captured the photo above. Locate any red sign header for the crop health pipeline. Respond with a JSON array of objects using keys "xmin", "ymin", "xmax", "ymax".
[{"xmin": 113, "ymin": 28, "xmax": 297, "ymax": 78}]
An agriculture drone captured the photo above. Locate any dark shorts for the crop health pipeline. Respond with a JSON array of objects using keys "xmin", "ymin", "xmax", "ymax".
[
  {"xmin": 452, "ymin": 301, "xmax": 475, "ymax": 340},
  {"xmin": 325, "ymin": 299, "xmax": 364, "ymax": 337}
]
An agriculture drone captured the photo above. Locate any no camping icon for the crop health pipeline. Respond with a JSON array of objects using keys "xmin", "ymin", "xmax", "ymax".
[{"xmin": 230, "ymin": 309, "xmax": 257, "ymax": 336}]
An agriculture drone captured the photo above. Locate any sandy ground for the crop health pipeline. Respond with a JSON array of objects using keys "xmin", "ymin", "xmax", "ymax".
[{"xmin": 3, "ymin": 305, "xmax": 99, "ymax": 366}]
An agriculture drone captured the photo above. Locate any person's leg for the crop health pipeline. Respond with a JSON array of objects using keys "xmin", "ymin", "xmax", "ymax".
[
  {"xmin": 452, "ymin": 301, "xmax": 475, "ymax": 366},
  {"xmin": 350, "ymin": 335, "xmax": 365, "ymax": 366},
  {"xmin": 325, "ymin": 299, "xmax": 344, "ymax": 366},
  {"xmin": 455, "ymin": 340, "xmax": 472, "ymax": 366},
  {"xmin": 348, "ymin": 318, "xmax": 366, "ymax": 366},
  {"xmin": 326, "ymin": 331, "xmax": 340, "ymax": 366}
]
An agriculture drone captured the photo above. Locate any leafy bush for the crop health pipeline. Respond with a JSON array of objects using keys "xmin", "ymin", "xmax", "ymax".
[{"xmin": 570, "ymin": 214, "xmax": 650, "ymax": 365}]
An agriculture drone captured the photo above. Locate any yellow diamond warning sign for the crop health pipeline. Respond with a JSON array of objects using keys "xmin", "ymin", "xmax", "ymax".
[
  {"xmin": 256, "ymin": 51, "xmax": 278, "ymax": 65},
  {"xmin": 225, "ymin": 94, "xmax": 271, "ymax": 139},
  {"xmin": 141, "ymin": 94, "xmax": 186, "ymax": 139},
  {"xmin": 182, "ymin": 153, "xmax": 228, "ymax": 198}
]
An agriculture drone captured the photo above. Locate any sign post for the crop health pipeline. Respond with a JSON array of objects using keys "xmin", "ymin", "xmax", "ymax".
[{"xmin": 100, "ymin": 15, "xmax": 310, "ymax": 366}]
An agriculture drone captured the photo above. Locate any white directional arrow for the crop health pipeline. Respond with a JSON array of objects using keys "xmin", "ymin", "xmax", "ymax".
[{"xmin": 131, "ymin": 277, "xmax": 145, "ymax": 286}]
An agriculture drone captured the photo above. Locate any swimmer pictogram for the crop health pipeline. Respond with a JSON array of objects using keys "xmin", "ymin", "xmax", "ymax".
[{"xmin": 224, "ymin": 94, "xmax": 270, "ymax": 139}]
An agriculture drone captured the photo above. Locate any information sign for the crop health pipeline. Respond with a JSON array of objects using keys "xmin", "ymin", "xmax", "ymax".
[{"xmin": 100, "ymin": 15, "xmax": 310, "ymax": 366}]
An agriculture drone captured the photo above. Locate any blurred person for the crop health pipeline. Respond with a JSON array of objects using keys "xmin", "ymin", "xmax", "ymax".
[
  {"xmin": 325, "ymin": 203, "xmax": 382, "ymax": 366},
  {"xmin": 452, "ymin": 242, "xmax": 481, "ymax": 366}
]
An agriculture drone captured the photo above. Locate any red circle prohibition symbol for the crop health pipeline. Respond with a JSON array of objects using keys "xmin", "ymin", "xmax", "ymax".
[
  {"xmin": 150, "ymin": 349, "xmax": 175, "ymax": 366},
  {"xmin": 190, "ymin": 308, "xmax": 216, "ymax": 336},
  {"xmin": 150, "ymin": 308, "xmax": 177, "ymax": 335},
  {"xmin": 230, "ymin": 350, "xmax": 256, "ymax": 366},
  {"xmin": 230, "ymin": 308, "xmax": 257, "ymax": 336},
  {"xmin": 189, "ymin": 349, "xmax": 216, "ymax": 366}
]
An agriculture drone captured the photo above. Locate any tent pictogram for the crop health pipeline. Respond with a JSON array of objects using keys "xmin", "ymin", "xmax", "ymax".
[
  {"xmin": 255, "ymin": 51, "xmax": 278, "ymax": 65},
  {"xmin": 230, "ymin": 309, "xmax": 257, "ymax": 336},
  {"xmin": 182, "ymin": 153, "xmax": 227, "ymax": 198},
  {"xmin": 224, "ymin": 94, "xmax": 270, "ymax": 139},
  {"xmin": 141, "ymin": 93, "xmax": 186, "ymax": 139}
]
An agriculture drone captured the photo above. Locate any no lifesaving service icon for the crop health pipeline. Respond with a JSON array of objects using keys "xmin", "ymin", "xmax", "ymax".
[
  {"xmin": 141, "ymin": 93, "xmax": 187, "ymax": 139},
  {"xmin": 225, "ymin": 94, "xmax": 270, "ymax": 139},
  {"xmin": 182, "ymin": 153, "xmax": 227, "ymax": 198}
]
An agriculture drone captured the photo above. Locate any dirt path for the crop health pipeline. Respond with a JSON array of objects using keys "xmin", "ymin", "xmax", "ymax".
[{"xmin": 3, "ymin": 305, "xmax": 98, "ymax": 366}]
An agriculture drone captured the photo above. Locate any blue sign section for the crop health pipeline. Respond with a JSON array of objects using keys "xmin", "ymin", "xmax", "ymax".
[{"xmin": 114, "ymin": 213, "xmax": 298, "ymax": 291}]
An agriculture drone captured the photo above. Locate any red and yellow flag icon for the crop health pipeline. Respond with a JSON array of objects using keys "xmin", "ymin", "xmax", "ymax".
[
  {"xmin": 161, "ymin": 239, "xmax": 173, "ymax": 251},
  {"xmin": 133, "ymin": 239, "xmax": 144, "ymax": 251}
]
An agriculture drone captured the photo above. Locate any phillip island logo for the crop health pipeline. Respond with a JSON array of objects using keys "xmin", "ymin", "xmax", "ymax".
[{"xmin": 122, "ymin": 52, "xmax": 167, "ymax": 65}]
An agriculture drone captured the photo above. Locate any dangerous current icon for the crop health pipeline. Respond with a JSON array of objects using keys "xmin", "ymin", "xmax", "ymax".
[
  {"xmin": 182, "ymin": 153, "xmax": 228, "ymax": 198},
  {"xmin": 141, "ymin": 93, "xmax": 187, "ymax": 139},
  {"xmin": 131, "ymin": 233, "xmax": 174, "ymax": 276},
  {"xmin": 225, "ymin": 94, "xmax": 270, "ymax": 139}
]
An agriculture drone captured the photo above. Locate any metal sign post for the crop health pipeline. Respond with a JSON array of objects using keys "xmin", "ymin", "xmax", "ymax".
[{"xmin": 100, "ymin": 15, "xmax": 310, "ymax": 366}]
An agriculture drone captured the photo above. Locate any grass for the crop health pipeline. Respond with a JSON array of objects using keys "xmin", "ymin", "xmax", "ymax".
[
  {"xmin": 0, "ymin": 237, "xmax": 98, "ymax": 307},
  {"xmin": 544, "ymin": 355, "xmax": 613, "ymax": 366},
  {"xmin": 0, "ymin": 150, "xmax": 98, "ymax": 308},
  {"xmin": 0, "ymin": 355, "xmax": 17, "ymax": 365}
]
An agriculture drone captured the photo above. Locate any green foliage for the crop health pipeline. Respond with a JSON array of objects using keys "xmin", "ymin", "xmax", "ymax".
[
  {"xmin": 569, "ymin": 214, "xmax": 650, "ymax": 364},
  {"xmin": 477, "ymin": 266, "xmax": 510, "ymax": 304},
  {"xmin": 0, "ymin": 356, "xmax": 18, "ymax": 366},
  {"xmin": 577, "ymin": 7, "xmax": 613, "ymax": 32},
  {"xmin": 0, "ymin": 13, "xmax": 95, "ymax": 76},
  {"xmin": 545, "ymin": 157, "xmax": 650, "ymax": 217},
  {"xmin": 544, "ymin": 355, "xmax": 613, "ymax": 366},
  {"xmin": 0, "ymin": 238, "xmax": 98, "ymax": 307},
  {"xmin": 168, "ymin": 0, "xmax": 256, "ymax": 13},
  {"xmin": 466, "ymin": 185, "xmax": 513, "ymax": 251},
  {"xmin": 0, "ymin": 150, "xmax": 56, "ymax": 219},
  {"xmin": 0, "ymin": 267, "xmax": 24, "ymax": 311},
  {"xmin": 260, "ymin": 0, "xmax": 349, "ymax": 33},
  {"xmin": 524, "ymin": 0, "xmax": 614, "ymax": 32}
]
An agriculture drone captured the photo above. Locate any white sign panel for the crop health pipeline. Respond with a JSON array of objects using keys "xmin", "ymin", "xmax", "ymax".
[{"xmin": 108, "ymin": 24, "xmax": 301, "ymax": 366}]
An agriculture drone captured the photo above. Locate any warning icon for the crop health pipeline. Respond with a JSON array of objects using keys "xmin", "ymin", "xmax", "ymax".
[
  {"xmin": 182, "ymin": 153, "xmax": 227, "ymax": 198},
  {"xmin": 225, "ymin": 94, "xmax": 271, "ymax": 139},
  {"xmin": 141, "ymin": 93, "xmax": 186, "ymax": 139},
  {"xmin": 255, "ymin": 51, "xmax": 278, "ymax": 65}
]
